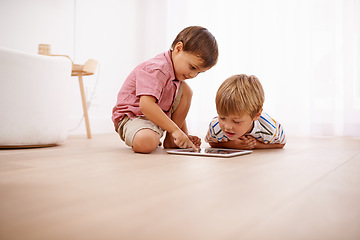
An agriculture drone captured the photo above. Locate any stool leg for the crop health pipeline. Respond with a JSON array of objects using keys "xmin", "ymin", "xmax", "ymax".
[{"xmin": 78, "ymin": 74, "xmax": 92, "ymax": 139}]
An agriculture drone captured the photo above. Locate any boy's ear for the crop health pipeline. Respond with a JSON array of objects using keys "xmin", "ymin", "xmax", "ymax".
[
  {"xmin": 253, "ymin": 108, "xmax": 263, "ymax": 121},
  {"xmin": 174, "ymin": 41, "xmax": 183, "ymax": 53}
]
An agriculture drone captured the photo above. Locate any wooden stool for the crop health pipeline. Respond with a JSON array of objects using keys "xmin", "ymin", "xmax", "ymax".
[
  {"xmin": 38, "ymin": 44, "xmax": 97, "ymax": 139},
  {"xmin": 71, "ymin": 59, "xmax": 98, "ymax": 139}
]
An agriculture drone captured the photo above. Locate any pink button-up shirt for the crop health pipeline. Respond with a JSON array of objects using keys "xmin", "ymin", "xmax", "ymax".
[{"xmin": 112, "ymin": 50, "xmax": 180, "ymax": 130}]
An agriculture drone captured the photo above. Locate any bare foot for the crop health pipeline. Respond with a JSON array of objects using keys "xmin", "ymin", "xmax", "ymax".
[{"xmin": 163, "ymin": 132, "xmax": 178, "ymax": 149}]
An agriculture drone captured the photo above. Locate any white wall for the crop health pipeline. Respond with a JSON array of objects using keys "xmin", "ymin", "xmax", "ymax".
[
  {"xmin": 1, "ymin": 0, "xmax": 359, "ymax": 138},
  {"xmin": 0, "ymin": 0, "xmax": 74, "ymax": 54}
]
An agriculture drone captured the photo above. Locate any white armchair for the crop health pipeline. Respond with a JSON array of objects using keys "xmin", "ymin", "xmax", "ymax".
[{"xmin": 0, "ymin": 47, "xmax": 72, "ymax": 147}]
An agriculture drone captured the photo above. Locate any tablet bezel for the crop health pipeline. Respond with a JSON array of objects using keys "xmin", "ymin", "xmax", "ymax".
[{"xmin": 167, "ymin": 148, "xmax": 252, "ymax": 158}]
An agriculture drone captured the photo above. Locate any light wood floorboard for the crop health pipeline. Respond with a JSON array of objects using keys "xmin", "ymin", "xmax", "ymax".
[{"xmin": 1, "ymin": 134, "xmax": 359, "ymax": 240}]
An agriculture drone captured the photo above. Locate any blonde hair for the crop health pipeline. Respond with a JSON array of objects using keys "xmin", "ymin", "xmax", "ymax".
[
  {"xmin": 216, "ymin": 74, "xmax": 264, "ymax": 118},
  {"xmin": 171, "ymin": 26, "xmax": 218, "ymax": 68}
]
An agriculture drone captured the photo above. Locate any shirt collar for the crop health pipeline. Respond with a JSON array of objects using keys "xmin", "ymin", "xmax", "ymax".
[{"xmin": 165, "ymin": 49, "xmax": 177, "ymax": 81}]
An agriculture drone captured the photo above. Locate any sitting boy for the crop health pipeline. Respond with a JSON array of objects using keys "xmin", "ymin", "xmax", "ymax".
[
  {"xmin": 205, "ymin": 74, "xmax": 286, "ymax": 149},
  {"xmin": 112, "ymin": 26, "xmax": 218, "ymax": 153}
]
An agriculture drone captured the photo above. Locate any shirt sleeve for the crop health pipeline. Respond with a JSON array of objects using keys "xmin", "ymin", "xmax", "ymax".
[
  {"xmin": 248, "ymin": 112, "xmax": 286, "ymax": 144},
  {"xmin": 205, "ymin": 117, "xmax": 229, "ymax": 143},
  {"xmin": 135, "ymin": 65, "xmax": 168, "ymax": 101}
]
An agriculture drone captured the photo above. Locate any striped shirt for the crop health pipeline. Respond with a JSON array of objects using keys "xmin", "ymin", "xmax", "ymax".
[{"xmin": 205, "ymin": 112, "xmax": 286, "ymax": 144}]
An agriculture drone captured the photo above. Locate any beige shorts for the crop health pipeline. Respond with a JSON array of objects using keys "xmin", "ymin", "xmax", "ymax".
[{"xmin": 117, "ymin": 83, "xmax": 183, "ymax": 147}]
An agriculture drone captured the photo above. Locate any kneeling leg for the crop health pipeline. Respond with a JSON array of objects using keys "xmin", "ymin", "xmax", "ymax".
[{"xmin": 132, "ymin": 129, "xmax": 160, "ymax": 153}]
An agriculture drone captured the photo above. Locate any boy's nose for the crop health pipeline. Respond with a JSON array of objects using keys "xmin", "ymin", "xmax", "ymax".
[{"xmin": 223, "ymin": 123, "xmax": 232, "ymax": 130}]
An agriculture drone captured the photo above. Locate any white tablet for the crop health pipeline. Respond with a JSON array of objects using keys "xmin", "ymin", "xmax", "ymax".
[{"xmin": 167, "ymin": 148, "xmax": 252, "ymax": 158}]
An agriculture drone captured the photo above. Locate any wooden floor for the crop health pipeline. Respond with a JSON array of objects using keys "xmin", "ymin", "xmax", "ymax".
[{"xmin": 0, "ymin": 134, "xmax": 359, "ymax": 240}]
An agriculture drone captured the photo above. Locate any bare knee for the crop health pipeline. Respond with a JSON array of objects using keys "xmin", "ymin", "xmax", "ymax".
[
  {"xmin": 132, "ymin": 129, "xmax": 160, "ymax": 154},
  {"xmin": 181, "ymin": 81, "xmax": 193, "ymax": 102}
]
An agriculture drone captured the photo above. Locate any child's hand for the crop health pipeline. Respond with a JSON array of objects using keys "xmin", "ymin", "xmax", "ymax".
[
  {"xmin": 234, "ymin": 136, "xmax": 256, "ymax": 150},
  {"xmin": 188, "ymin": 135, "xmax": 201, "ymax": 148},
  {"xmin": 172, "ymin": 129, "xmax": 198, "ymax": 150}
]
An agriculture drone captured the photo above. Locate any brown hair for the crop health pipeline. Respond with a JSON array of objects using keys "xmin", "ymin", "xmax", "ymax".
[
  {"xmin": 216, "ymin": 74, "xmax": 265, "ymax": 118},
  {"xmin": 171, "ymin": 26, "xmax": 218, "ymax": 68}
]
